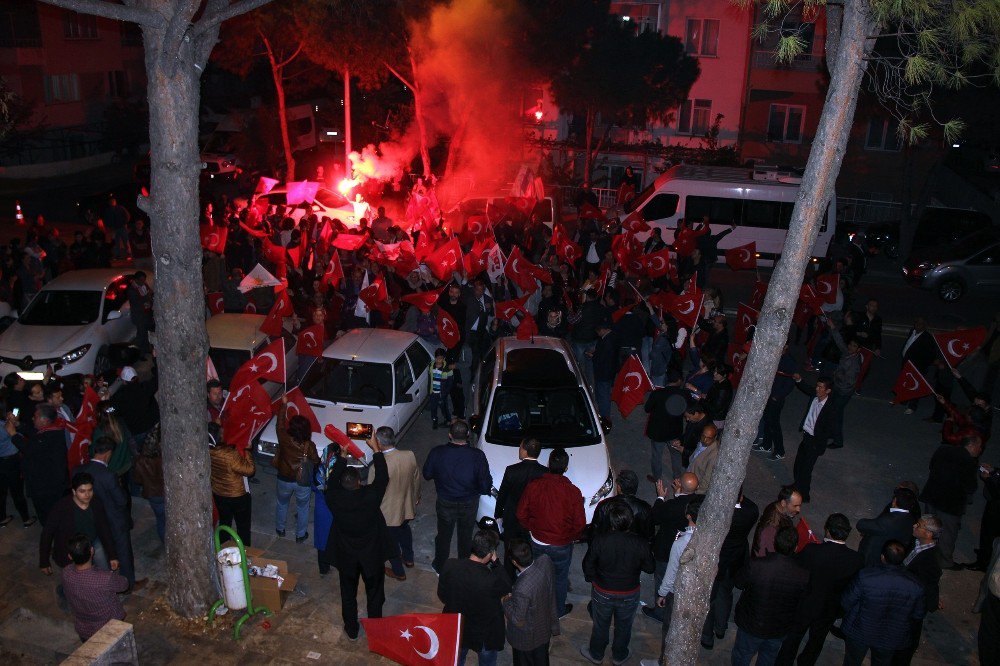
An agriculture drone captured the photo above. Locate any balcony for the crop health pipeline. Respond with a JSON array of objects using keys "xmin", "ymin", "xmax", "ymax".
[{"xmin": 752, "ymin": 50, "xmax": 822, "ymax": 72}]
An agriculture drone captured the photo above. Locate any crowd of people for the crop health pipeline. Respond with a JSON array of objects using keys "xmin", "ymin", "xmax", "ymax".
[{"xmin": 2, "ymin": 176, "xmax": 999, "ymax": 664}]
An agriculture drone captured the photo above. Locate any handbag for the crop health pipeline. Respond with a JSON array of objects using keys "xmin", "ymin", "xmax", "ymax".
[{"xmin": 295, "ymin": 448, "xmax": 314, "ymax": 487}]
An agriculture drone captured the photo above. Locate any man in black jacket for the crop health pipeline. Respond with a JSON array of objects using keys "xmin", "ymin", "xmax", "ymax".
[
  {"xmin": 571, "ymin": 289, "xmax": 607, "ymax": 387},
  {"xmin": 676, "ymin": 401, "xmax": 710, "ymax": 470},
  {"xmin": 791, "ymin": 375, "xmax": 836, "ymax": 502},
  {"xmin": 919, "ymin": 435, "xmax": 982, "ymax": 568},
  {"xmin": 857, "ymin": 487, "xmax": 920, "ymax": 567},
  {"xmin": 644, "ymin": 369, "xmax": 688, "ymax": 482},
  {"xmin": 753, "ymin": 343, "xmax": 798, "ymax": 460},
  {"xmin": 438, "ymin": 528, "xmax": 511, "ymax": 665},
  {"xmin": 580, "ymin": 499, "xmax": 654, "ymax": 665},
  {"xmin": 590, "ymin": 321, "xmax": 619, "ymax": 422},
  {"xmin": 495, "ymin": 437, "xmax": 546, "ymax": 577},
  {"xmin": 894, "ymin": 515, "xmax": 943, "ymax": 666},
  {"xmin": 644, "ymin": 472, "xmax": 699, "ymax": 622},
  {"xmin": 776, "ymin": 513, "xmax": 863, "ymax": 665},
  {"xmin": 10, "ymin": 404, "xmax": 68, "ymax": 525},
  {"xmin": 326, "ymin": 443, "xmax": 390, "ymax": 640},
  {"xmin": 900, "ymin": 317, "xmax": 937, "ymax": 415},
  {"xmin": 591, "ymin": 469, "xmax": 652, "ymax": 540},
  {"xmin": 732, "ymin": 526, "xmax": 810, "ymax": 666}
]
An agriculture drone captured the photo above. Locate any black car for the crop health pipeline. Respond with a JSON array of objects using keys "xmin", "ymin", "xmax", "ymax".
[{"xmin": 865, "ymin": 206, "xmax": 993, "ymax": 259}]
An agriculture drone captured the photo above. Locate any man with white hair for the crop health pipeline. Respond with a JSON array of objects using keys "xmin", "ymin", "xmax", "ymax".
[{"xmin": 896, "ymin": 515, "xmax": 943, "ymax": 665}]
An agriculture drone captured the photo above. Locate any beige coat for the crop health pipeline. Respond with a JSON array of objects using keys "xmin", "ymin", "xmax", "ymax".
[
  {"xmin": 688, "ymin": 444, "xmax": 719, "ymax": 493},
  {"xmin": 368, "ymin": 448, "xmax": 421, "ymax": 527}
]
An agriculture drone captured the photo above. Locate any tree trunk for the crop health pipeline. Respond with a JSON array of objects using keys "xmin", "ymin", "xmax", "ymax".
[
  {"xmin": 661, "ymin": 2, "xmax": 878, "ymax": 663},
  {"xmin": 140, "ymin": 22, "xmax": 215, "ymax": 619},
  {"xmin": 264, "ymin": 37, "xmax": 295, "ymax": 181},
  {"xmin": 443, "ymin": 102, "xmax": 473, "ymax": 183}
]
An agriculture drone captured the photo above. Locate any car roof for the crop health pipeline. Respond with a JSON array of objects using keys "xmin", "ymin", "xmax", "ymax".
[
  {"xmin": 498, "ymin": 336, "xmax": 579, "ymax": 388},
  {"xmin": 324, "ymin": 328, "xmax": 418, "ymax": 363},
  {"xmin": 42, "ymin": 268, "xmax": 134, "ymax": 291},
  {"xmin": 207, "ymin": 313, "xmax": 269, "ymax": 351}
]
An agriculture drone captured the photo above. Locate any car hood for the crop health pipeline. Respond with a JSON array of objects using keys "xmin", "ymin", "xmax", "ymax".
[
  {"xmin": 0, "ymin": 322, "xmax": 94, "ymax": 358},
  {"xmin": 257, "ymin": 401, "xmax": 395, "ymax": 463},
  {"xmin": 481, "ymin": 438, "xmax": 611, "ymax": 502}
]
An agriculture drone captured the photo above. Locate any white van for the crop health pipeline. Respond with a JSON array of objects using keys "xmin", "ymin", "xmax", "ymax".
[
  {"xmin": 471, "ymin": 336, "xmax": 614, "ymax": 523},
  {"xmin": 625, "ymin": 165, "xmax": 836, "ymax": 263}
]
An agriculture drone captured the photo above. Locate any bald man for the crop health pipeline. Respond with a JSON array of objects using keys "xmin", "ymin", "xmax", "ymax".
[
  {"xmin": 688, "ymin": 425, "xmax": 720, "ymax": 493},
  {"xmin": 644, "ymin": 473, "xmax": 701, "ymax": 622}
]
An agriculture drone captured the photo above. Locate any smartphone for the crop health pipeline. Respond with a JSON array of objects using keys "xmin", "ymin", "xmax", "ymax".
[{"xmin": 11, "ymin": 408, "xmax": 18, "ymax": 418}]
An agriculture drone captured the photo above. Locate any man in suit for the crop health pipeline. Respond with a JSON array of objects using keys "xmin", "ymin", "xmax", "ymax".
[
  {"xmin": 77, "ymin": 437, "xmax": 146, "ymax": 592},
  {"xmin": 777, "ymin": 513, "xmax": 864, "ymax": 665},
  {"xmin": 919, "ymin": 435, "xmax": 982, "ymax": 568},
  {"xmin": 461, "ymin": 279, "xmax": 495, "ymax": 405},
  {"xmin": 644, "ymin": 369, "xmax": 689, "ymax": 482},
  {"xmin": 643, "ymin": 472, "xmax": 699, "ymax": 622},
  {"xmin": 590, "ymin": 321, "xmax": 619, "ymax": 422},
  {"xmin": 367, "ymin": 426, "xmax": 420, "ymax": 582},
  {"xmin": 857, "ymin": 487, "xmax": 920, "ymax": 567},
  {"xmin": 496, "ymin": 438, "xmax": 547, "ymax": 577},
  {"xmin": 326, "ymin": 440, "xmax": 390, "ymax": 641},
  {"xmin": 502, "ymin": 539, "xmax": 559, "ymax": 665},
  {"xmin": 790, "ymin": 375, "xmax": 836, "ymax": 503},
  {"xmin": 894, "ymin": 515, "xmax": 943, "ymax": 665},
  {"xmin": 900, "ymin": 316, "xmax": 938, "ymax": 415},
  {"xmin": 687, "ymin": 423, "xmax": 720, "ymax": 492}
]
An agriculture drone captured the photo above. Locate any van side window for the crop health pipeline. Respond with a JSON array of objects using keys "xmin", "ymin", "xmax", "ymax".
[
  {"xmin": 686, "ymin": 195, "xmax": 742, "ymax": 226},
  {"xmin": 643, "ymin": 193, "xmax": 679, "ymax": 221},
  {"xmin": 405, "ymin": 342, "xmax": 431, "ymax": 376},
  {"xmin": 743, "ymin": 200, "xmax": 785, "ymax": 229},
  {"xmin": 394, "ymin": 355, "xmax": 415, "ymax": 396}
]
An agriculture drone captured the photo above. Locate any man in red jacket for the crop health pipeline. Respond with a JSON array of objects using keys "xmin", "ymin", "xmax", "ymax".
[{"xmin": 517, "ymin": 447, "xmax": 586, "ymax": 618}]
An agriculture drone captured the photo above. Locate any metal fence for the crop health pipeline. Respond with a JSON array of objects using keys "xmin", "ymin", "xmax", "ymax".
[{"xmin": 554, "ymin": 186, "xmax": 618, "ymax": 211}]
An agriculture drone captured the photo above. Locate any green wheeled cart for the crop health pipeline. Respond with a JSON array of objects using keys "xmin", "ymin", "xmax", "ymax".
[{"xmin": 207, "ymin": 525, "xmax": 273, "ymax": 640}]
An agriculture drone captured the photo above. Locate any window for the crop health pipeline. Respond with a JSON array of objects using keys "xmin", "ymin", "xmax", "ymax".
[
  {"xmin": 643, "ymin": 194, "xmax": 679, "ymax": 221},
  {"xmin": 393, "ymin": 355, "xmax": 415, "ymax": 396},
  {"xmin": 62, "ymin": 11, "xmax": 97, "ymax": 39},
  {"xmin": 299, "ymin": 358, "xmax": 393, "ymax": 406},
  {"xmin": 108, "ymin": 70, "xmax": 128, "ymax": 98},
  {"xmin": 865, "ymin": 118, "xmax": 901, "ymax": 151},
  {"xmin": 678, "ymin": 99, "xmax": 712, "ymax": 135},
  {"xmin": 405, "ymin": 342, "xmax": 431, "ymax": 379},
  {"xmin": 767, "ymin": 104, "xmax": 805, "ymax": 143},
  {"xmin": 20, "ymin": 290, "xmax": 102, "ymax": 326},
  {"xmin": 969, "ymin": 246, "xmax": 998, "ymax": 265},
  {"xmin": 43, "ymin": 74, "xmax": 80, "ymax": 104},
  {"xmin": 685, "ymin": 19, "xmax": 720, "ymax": 56},
  {"xmin": 686, "ymin": 196, "xmax": 743, "ymax": 226},
  {"xmin": 485, "ymin": 387, "xmax": 600, "ymax": 447}
]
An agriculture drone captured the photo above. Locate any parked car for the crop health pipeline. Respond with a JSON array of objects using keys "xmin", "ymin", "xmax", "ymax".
[
  {"xmin": 903, "ymin": 229, "xmax": 1000, "ymax": 301},
  {"xmin": 470, "ymin": 336, "xmax": 614, "ymax": 523},
  {"xmin": 455, "ymin": 195, "xmax": 560, "ymax": 230},
  {"xmin": 867, "ymin": 206, "xmax": 993, "ymax": 259},
  {"xmin": 254, "ymin": 328, "xmax": 433, "ymax": 460},
  {"xmin": 206, "ymin": 313, "xmax": 297, "ymax": 400},
  {"xmin": 0, "ymin": 269, "xmax": 145, "ymax": 379},
  {"xmin": 254, "ymin": 186, "xmax": 357, "ymax": 228}
]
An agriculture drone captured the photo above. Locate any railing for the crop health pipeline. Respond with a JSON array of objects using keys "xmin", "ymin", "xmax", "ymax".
[
  {"xmin": 752, "ymin": 50, "xmax": 821, "ymax": 72},
  {"xmin": 554, "ymin": 186, "xmax": 619, "ymax": 212},
  {"xmin": 835, "ymin": 197, "xmax": 903, "ymax": 228}
]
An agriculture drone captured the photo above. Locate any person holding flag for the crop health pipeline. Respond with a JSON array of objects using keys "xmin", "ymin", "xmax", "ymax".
[
  {"xmin": 272, "ymin": 397, "xmax": 321, "ymax": 543},
  {"xmin": 208, "ymin": 421, "xmax": 255, "ymax": 547}
]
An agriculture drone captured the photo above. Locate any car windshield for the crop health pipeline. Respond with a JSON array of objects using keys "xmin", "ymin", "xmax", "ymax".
[
  {"xmin": 486, "ymin": 387, "xmax": 600, "ymax": 447},
  {"xmin": 314, "ymin": 189, "xmax": 349, "ymax": 209},
  {"xmin": 208, "ymin": 348, "xmax": 251, "ymax": 388},
  {"xmin": 940, "ymin": 231, "xmax": 1000, "ymax": 260},
  {"xmin": 300, "ymin": 357, "xmax": 393, "ymax": 406},
  {"xmin": 19, "ymin": 290, "xmax": 102, "ymax": 326}
]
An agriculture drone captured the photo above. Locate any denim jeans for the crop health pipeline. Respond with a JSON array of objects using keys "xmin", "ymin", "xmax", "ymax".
[
  {"xmin": 459, "ymin": 648, "xmax": 497, "ymax": 666},
  {"xmin": 650, "ymin": 440, "xmax": 668, "ymax": 482},
  {"xmin": 275, "ymin": 478, "xmax": 312, "ymax": 538},
  {"xmin": 532, "ymin": 542, "xmax": 573, "ymax": 616},
  {"xmin": 433, "ymin": 498, "xmax": 478, "ymax": 572},
  {"xmin": 147, "ymin": 495, "xmax": 166, "ymax": 543},
  {"xmin": 588, "ymin": 586, "xmax": 640, "ymax": 662},
  {"xmin": 429, "ymin": 393, "xmax": 451, "ymax": 423},
  {"xmin": 387, "ymin": 521, "xmax": 414, "ymax": 576},
  {"xmin": 732, "ymin": 629, "xmax": 784, "ymax": 666},
  {"xmin": 594, "ymin": 381, "xmax": 612, "ymax": 421}
]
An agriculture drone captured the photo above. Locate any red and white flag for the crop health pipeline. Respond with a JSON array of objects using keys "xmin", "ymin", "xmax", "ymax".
[
  {"xmin": 815, "ymin": 273, "xmax": 839, "ymax": 304},
  {"xmin": 324, "ymin": 423, "xmax": 367, "ymax": 461},
  {"xmin": 331, "ymin": 233, "xmax": 368, "ymax": 252},
  {"xmin": 643, "ymin": 248, "xmax": 674, "ymax": 279},
  {"xmin": 934, "ymin": 327, "xmax": 987, "ymax": 368},
  {"xmin": 750, "ymin": 280, "xmax": 768, "ymax": 310},
  {"xmin": 322, "ymin": 251, "xmax": 344, "ymax": 289},
  {"xmin": 436, "ymin": 310, "xmax": 461, "ymax": 349},
  {"xmin": 424, "ymin": 238, "xmax": 463, "ymax": 281},
  {"xmin": 259, "ymin": 291, "xmax": 292, "ymax": 337},
  {"xmin": 665, "ymin": 288, "xmax": 703, "ymax": 329},
  {"xmin": 206, "ymin": 291, "xmax": 225, "ymax": 315},
  {"xmin": 504, "ymin": 246, "xmax": 541, "ymax": 294},
  {"xmin": 222, "ymin": 379, "xmax": 273, "ymax": 453},
  {"xmin": 401, "ymin": 287, "xmax": 446, "ymax": 314},
  {"xmin": 359, "ymin": 275, "xmax": 391, "ymax": 318},
  {"xmin": 724, "ymin": 242, "xmax": 757, "ymax": 271},
  {"xmin": 611, "ymin": 354, "xmax": 653, "ymax": 418},
  {"xmin": 494, "ymin": 294, "xmax": 530, "ymax": 322},
  {"xmin": 274, "ymin": 387, "xmax": 320, "ymax": 433},
  {"xmin": 516, "ymin": 313, "xmax": 538, "ymax": 340},
  {"xmin": 361, "ymin": 613, "xmax": 462, "ymax": 666},
  {"xmin": 484, "ymin": 243, "xmax": 505, "ymax": 283},
  {"xmin": 232, "ymin": 337, "xmax": 286, "ymax": 387},
  {"xmin": 855, "ymin": 346, "xmax": 875, "ymax": 391},
  {"xmin": 200, "ymin": 224, "xmax": 228, "ymax": 254},
  {"xmin": 295, "ymin": 323, "xmax": 325, "ymax": 357},
  {"xmin": 733, "ymin": 303, "xmax": 759, "ymax": 347},
  {"xmin": 578, "ymin": 202, "xmax": 605, "ymax": 223},
  {"xmin": 892, "ymin": 360, "xmax": 934, "ymax": 404}
]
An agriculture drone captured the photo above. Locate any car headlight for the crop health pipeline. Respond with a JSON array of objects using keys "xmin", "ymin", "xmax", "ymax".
[
  {"xmin": 61, "ymin": 344, "xmax": 92, "ymax": 364},
  {"xmin": 257, "ymin": 439, "xmax": 278, "ymax": 455},
  {"xmin": 346, "ymin": 422, "xmax": 373, "ymax": 439},
  {"xmin": 590, "ymin": 468, "xmax": 615, "ymax": 506}
]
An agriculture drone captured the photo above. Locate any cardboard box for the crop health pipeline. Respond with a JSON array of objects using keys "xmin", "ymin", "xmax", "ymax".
[{"xmin": 244, "ymin": 548, "xmax": 298, "ymax": 613}]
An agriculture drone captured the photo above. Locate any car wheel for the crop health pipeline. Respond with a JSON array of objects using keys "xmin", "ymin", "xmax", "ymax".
[
  {"xmin": 93, "ymin": 346, "xmax": 111, "ymax": 376},
  {"xmin": 938, "ymin": 280, "xmax": 965, "ymax": 302}
]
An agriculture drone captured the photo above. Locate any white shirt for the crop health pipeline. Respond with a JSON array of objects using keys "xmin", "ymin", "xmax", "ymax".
[
  {"xmin": 586, "ymin": 242, "xmax": 600, "ymax": 263},
  {"xmin": 802, "ymin": 396, "xmax": 828, "ymax": 436},
  {"xmin": 658, "ymin": 526, "xmax": 694, "ymax": 597},
  {"xmin": 902, "ymin": 330, "xmax": 922, "ymax": 357}
]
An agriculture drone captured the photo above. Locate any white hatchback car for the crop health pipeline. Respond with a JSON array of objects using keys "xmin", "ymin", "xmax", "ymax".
[
  {"xmin": 255, "ymin": 328, "xmax": 434, "ymax": 461},
  {"xmin": 0, "ymin": 269, "xmax": 144, "ymax": 378},
  {"xmin": 206, "ymin": 313, "xmax": 298, "ymax": 400},
  {"xmin": 255, "ymin": 186, "xmax": 357, "ymax": 228},
  {"xmin": 471, "ymin": 336, "xmax": 614, "ymax": 523}
]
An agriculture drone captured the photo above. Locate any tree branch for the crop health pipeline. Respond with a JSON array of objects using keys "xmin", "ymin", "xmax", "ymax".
[
  {"xmin": 192, "ymin": 0, "xmax": 275, "ymax": 38},
  {"xmin": 385, "ymin": 62, "xmax": 415, "ymax": 91},
  {"xmin": 276, "ymin": 41, "xmax": 304, "ymax": 69},
  {"xmin": 38, "ymin": 0, "xmax": 163, "ymax": 27}
]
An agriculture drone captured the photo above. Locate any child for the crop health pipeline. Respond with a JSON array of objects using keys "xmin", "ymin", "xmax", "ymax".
[{"xmin": 429, "ymin": 348, "xmax": 453, "ymax": 429}]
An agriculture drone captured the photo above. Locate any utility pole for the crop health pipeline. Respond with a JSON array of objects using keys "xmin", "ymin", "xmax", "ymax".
[{"xmin": 343, "ymin": 66, "xmax": 352, "ymax": 177}]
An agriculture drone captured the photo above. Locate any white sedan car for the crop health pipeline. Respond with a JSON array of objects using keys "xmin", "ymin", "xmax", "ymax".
[
  {"xmin": 255, "ymin": 186, "xmax": 357, "ymax": 228},
  {"xmin": 255, "ymin": 328, "xmax": 433, "ymax": 461},
  {"xmin": 0, "ymin": 269, "xmax": 143, "ymax": 378}
]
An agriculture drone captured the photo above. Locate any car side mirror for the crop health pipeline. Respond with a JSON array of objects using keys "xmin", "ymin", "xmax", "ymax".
[
  {"xmin": 398, "ymin": 393, "xmax": 413, "ymax": 403},
  {"xmin": 106, "ymin": 310, "xmax": 122, "ymax": 321}
]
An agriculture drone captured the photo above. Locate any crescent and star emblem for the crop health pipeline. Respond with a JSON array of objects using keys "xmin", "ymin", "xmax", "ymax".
[
  {"xmin": 400, "ymin": 625, "xmax": 440, "ymax": 660},
  {"xmin": 286, "ymin": 403, "xmax": 300, "ymax": 416},
  {"xmin": 260, "ymin": 352, "xmax": 279, "ymax": 373},
  {"xmin": 623, "ymin": 372, "xmax": 642, "ymax": 392},
  {"xmin": 817, "ymin": 280, "xmax": 832, "ymax": 294},
  {"xmin": 903, "ymin": 373, "xmax": 919, "ymax": 392},
  {"xmin": 678, "ymin": 300, "xmax": 695, "ymax": 315},
  {"xmin": 303, "ymin": 331, "xmax": 317, "ymax": 346},
  {"xmin": 208, "ymin": 233, "xmax": 219, "ymax": 247},
  {"xmin": 739, "ymin": 249, "xmax": 751, "ymax": 263},
  {"xmin": 946, "ymin": 339, "xmax": 966, "ymax": 358}
]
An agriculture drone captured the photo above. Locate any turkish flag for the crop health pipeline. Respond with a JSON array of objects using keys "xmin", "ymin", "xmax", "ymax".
[
  {"xmin": 244, "ymin": 302, "xmax": 258, "ymax": 314},
  {"xmin": 796, "ymin": 516, "xmax": 822, "ymax": 553},
  {"xmin": 359, "ymin": 275, "xmax": 391, "ymax": 317},
  {"xmin": 67, "ymin": 430, "xmax": 91, "ymax": 475},
  {"xmin": 425, "ymin": 238, "xmax": 463, "ymax": 281},
  {"xmin": 361, "ymin": 613, "xmax": 462, "ymax": 666},
  {"xmin": 460, "ymin": 213, "xmax": 490, "ymax": 245},
  {"xmin": 855, "ymin": 346, "xmax": 874, "ymax": 391},
  {"xmin": 516, "ymin": 313, "xmax": 539, "ymax": 340},
  {"xmin": 275, "ymin": 387, "xmax": 321, "ymax": 432},
  {"xmin": 591, "ymin": 267, "xmax": 610, "ymax": 298},
  {"xmin": 286, "ymin": 245, "xmax": 302, "ymax": 269},
  {"xmin": 401, "ymin": 287, "xmax": 446, "ymax": 314},
  {"xmin": 726, "ymin": 343, "xmax": 747, "ymax": 387},
  {"xmin": 505, "ymin": 196, "xmax": 535, "ymax": 218},
  {"xmin": 494, "ymin": 294, "xmax": 530, "ymax": 321},
  {"xmin": 261, "ymin": 238, "xmax": 287, "ymax": 266},
  {"xmin": 934, "ymin": 327, "xmax": 987, "ymax": 368},
  {"xmin": 200, "ymin": 224, "xmax": 228, "ymax": 254},
  {"xmin": 578, "ymin": 202, "xmax": 605, "ymax": 222},
  {"xmin": 414, "ymin": 231, "xmax": 436, "ymax": 262},
  {"xmin": 331, "ymin": 233, "xmax": 368, "ymax": 252},
  {"xmin": 554, "ymin": 231, "xmax": 582, "ymax": 264},
  {"xmin": 643, "ymin": 248, "xmax": 674, "ymax": 279},
  {"xmin": 622, "ymin": 210, "xmax": 650, "ymax": 234},
  {"xmin": 222, "ymin": 379, "xmax": 273, "ymax": 453},
  {"xmin": 725, "ymin": 242, "xmax": 757, "ymax": 271},
  {"xmin": 206, "ymin": 291, "xmax": 225, "ymax": 315},
  {"xmin": 612, "ymin": 233, "xmax": 641, "ymax": 270},
  {"xmin": 815, "ymin": 273, "xmax": 839, "ymax": 304},
  {"xmin": 504, "ymin": 246, "xmax": 541, "ymax": 294},
  {"xmin": 892, "ymin": 360, "xmax": 934, "ymax": 403},
  {"xmin": 611, "ymin": 355, "xmax": 653, "ymax": 417},
  {"xmin": 232, "ymin": 337, "xmax": 286, "ymax": 387},
  {"xmin": 322, "ymin": 251, "xmax": 344, "ymax": 289},
  {"xmin": 259, "ymin": 294, "xmax": 290, "ymax": 337},
  {"xmin": 733, "ymin": 303, "xmax": 759, "ymax": 347},
  {"xmin": 324, "ymin": 423, "xmax": 367, "ymax": 460},
  {"xmin": 295, "ymin": 323, "xmax": 325, "ymax": 357},
  {"xmin": 75, "ymin": 386, "xmax": 100, "ymax": 436},
  {"xmin": 436, "ymin": 310, "xmax": 461, "ymax": 349},
  {"xmin": 611, "ymin": 303, "xmax": 635, "ymax": 324},
  {"xmin": 750, "ymin": 280, "xmax": 768, "ymax": 310},
  {"xmin": 666, "ymin": 288, "xmax": 703, "ymax": 329},
  {"xmin": 273, "ymin": 289, "xmax": 294, "ymax": 316}
]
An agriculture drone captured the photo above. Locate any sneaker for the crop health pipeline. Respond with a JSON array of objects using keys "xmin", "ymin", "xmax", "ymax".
[
  {"xmin": 769, "ymin": 452, "xmax": 784, "ymax": 461},
  {"xmin": 276, "ymin": 529, "xmax": 286, "ymax": 538},
  {"xmin": 345, "ymin": 628, "xmax": 360, "ymax": 642},
  {"xmin": 384, "ymin": 566, "xmax": 406, "ymax": 581},
  {"xmin": 613, "ymin": 648, "xmax": 632, "ymax": 665},
  {"xmin": 641, "ymin": 606, "xmax": 662, "ymax": 623},
  {"xmin": 559, "ymin": 604, "xmax": 573, "ymax": 619},
  {"xmin": 295, "ymin": 532, "xmax": 309, "ymax": 543},
  {"xmin": 578, "ymin": 645, "xmax": 603, "ymax": 665},
  {"xmin": 0, "ymin": 517, "xmax": 12, "ymax": 527}
]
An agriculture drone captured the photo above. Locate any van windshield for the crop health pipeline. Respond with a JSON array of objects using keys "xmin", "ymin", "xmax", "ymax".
[
  {"xmin": 300, "ymin": 357, "xmax": 393, "ymax": 406},
  {"xmin": 486, "ymin": 387, "xmax": 600, "ymax": 447}
]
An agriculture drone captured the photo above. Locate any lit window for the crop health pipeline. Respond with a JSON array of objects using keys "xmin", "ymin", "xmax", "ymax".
[{"xmin": 685, "ymin": 19, "xmax": 720, "ymax": 57}]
